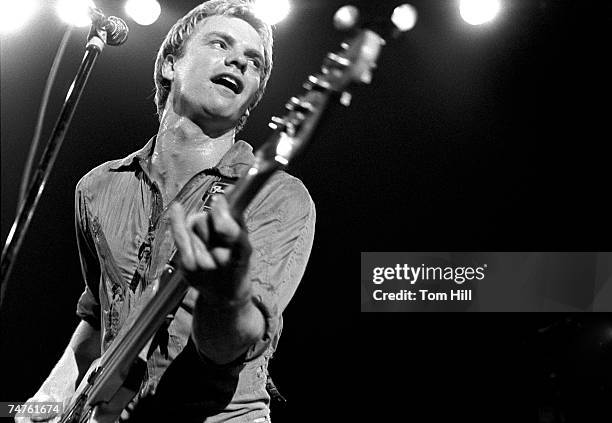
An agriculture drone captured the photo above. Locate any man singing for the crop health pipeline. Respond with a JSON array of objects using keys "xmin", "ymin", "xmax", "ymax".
[{"xmin": 19, "ymin": 1, "xmax": 315, "ymax": 421}]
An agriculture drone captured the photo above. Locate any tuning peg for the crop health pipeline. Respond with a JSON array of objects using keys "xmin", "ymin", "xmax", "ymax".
[
  {"xmin": 391, "ymin": 4, "xmax": 418, "ymax": 32},
  {"xmin": 334, "ymin": 5, "xmax": 359, "ymax": 31},
  {"xmin": 286, "ymin": 97, "xmax": 314, "ymax": 114},
  {"xmin": 325, "ymin": 52, "xmax": 351, "ymax": 69},
  {"xmin": 268, "ymin": 116, "xmax": 297, "ymax": 136},
  {"xmin": 303, "ymin": 74, "xmax": 332, "ymax": 91},
  {"xmin": 268, "ymin": 116, "xmax": 286, "ymax": 130},
  {"xmin": 340, "ymin": 91, "xmax": 352, "ymax": 107},
  {"xmin": 360, "ymin": 70, "xmax": 373, "ymax": 84}
]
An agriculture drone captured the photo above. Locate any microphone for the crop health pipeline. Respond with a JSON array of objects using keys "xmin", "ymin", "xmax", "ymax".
[
  {"xmin": 89, "ymin": 7, "xmax": 129, "ymax": 46},
  {"xmin": 102, "ymin": 16, "xmax": 129, "ymax": 46}
]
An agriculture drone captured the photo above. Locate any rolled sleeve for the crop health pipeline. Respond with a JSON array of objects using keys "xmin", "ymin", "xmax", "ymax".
[
  {"xmin": 242, "ymin": 293, "xmax": 279, "ymax": 361},
  {"xmin": 242, "ymin": 172, "xmax": 316, "ymax": 361}
]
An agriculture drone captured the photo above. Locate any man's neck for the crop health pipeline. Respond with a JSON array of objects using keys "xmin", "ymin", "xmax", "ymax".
[{"xmin": 150, "ymin": 111, "xmax": 235, "ymax": 204}]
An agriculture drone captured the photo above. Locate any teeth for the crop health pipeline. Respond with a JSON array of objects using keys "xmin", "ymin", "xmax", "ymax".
[
  {"xmin": 217, "ymin": 76, "xmax": 239, "ymax": 92},
  {"xmin": 224, "ymin": 78, "xmax": 237, "ymax": 88}
]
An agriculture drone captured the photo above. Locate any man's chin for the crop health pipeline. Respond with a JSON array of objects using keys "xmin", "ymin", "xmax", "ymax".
[{"xmin": 194, "ymin": 112, "xmax": 241, "ymax": 138}]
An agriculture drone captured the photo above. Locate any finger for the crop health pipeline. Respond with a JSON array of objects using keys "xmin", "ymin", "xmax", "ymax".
[
  {"xmin": 186, "ymin": 212, "xmax": 209, "ymax": 245},
  {"xmin": 29, "ymin": 415, "xmax": 57, "ymax": 423},
  {"xmin": 224, "ymin": 228, "xmax": 252, "ymax": 265},
  {"xmin": 210, "ymin": 246, "xmax": 232, "ymax": 267},
  {"xmin": 26, "ymin": 409, "xmax": 58, "ymax": 422},
  {"xmin": 189, "ymin": 231, "xmax": 216, "ymax": 270},
  {"xmin": 185, "ymin": 212, "xmax": 217, "ymax": 270},
  {"xmin": 210, "ymin": 227, "xmax": 251, "ymax": 268},
  {"xmin": 209, "ymin": 195, "xmax": 242, "ymax": 246},
  {"xmin": 169, "ymin": 203, "xmax": 195, "ymax": 270}
]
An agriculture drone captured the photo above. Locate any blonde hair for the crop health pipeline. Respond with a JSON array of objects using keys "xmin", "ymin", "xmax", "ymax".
[{"xmin": 153, "ymin": 0, "xmax": 273, "ymax": 131}]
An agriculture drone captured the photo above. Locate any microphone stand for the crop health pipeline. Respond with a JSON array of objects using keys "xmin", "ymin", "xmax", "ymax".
[{"xmin": 0, "ymin": 20, "xmax": 120, "ymax": 306}]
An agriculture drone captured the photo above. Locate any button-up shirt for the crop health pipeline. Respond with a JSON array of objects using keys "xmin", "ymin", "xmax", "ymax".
[{"xmin": 74, "ymin": 136, "xmax": 315, "ymax": 422}]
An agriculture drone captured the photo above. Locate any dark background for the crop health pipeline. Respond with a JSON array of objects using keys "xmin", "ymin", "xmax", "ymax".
[{"xmin": 1, "ymin": 0, "xmax": 611, "ymax": 421}]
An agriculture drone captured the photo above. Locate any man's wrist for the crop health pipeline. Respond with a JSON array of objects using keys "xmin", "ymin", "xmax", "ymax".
[
  {"xmin": 195, "ymin": 289, "xmax": 253, "ymax": 310},
  {"xmin": 194, "ymin": 272, "xmax": 253, "ymax": 310}
]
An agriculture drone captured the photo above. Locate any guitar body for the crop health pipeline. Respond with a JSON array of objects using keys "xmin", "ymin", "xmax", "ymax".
[
  {"xmin": 62, "ymin": 356, "xmax": 146, "ymax": 423},
  {"xmin": 88, "ymin": 386, "xmax": 136, "ymax": 423}
]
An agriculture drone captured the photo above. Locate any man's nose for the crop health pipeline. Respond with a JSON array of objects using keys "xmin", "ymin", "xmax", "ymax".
[{"xmin": 225, "ymin": 51, "xmax": 248, "ymax": 74}]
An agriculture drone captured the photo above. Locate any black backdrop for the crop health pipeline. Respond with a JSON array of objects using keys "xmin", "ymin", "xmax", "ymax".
[{"xmin": 2, "ymin": 1, "xmax": 611, "ymax": 421}]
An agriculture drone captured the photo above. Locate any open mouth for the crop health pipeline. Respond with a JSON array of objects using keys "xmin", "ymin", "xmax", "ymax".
[{"xmin": 211, "ymin": 73, "xmax": 243, "ymax": 94}]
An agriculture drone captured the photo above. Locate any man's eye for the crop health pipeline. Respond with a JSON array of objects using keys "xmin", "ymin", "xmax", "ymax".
[
  {"xmin": 249, "ymin": 58, "xmax": 262, "ymax": 69},
  {"xmin": 211, "ymin": 39, "xmax": 227, "ymax": 49}
]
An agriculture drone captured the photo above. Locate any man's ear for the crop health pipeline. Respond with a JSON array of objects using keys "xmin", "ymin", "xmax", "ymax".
[{"xmin": 161, "ymin": 55, "xmax": 175, "ymax": 81}]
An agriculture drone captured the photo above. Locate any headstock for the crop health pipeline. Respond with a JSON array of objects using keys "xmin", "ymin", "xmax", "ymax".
[
  {"xmin": 262, "ymin": 4, "xmax": 415, "ymax": 168},
  {"xmin": 230, "ymin": 4, "xmax": 416, "ymax": 216}
]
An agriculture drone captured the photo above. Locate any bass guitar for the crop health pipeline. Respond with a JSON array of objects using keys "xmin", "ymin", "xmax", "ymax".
[{"xmin": 59, "ymin": 12, "xmax": 394, "ymax": 423}]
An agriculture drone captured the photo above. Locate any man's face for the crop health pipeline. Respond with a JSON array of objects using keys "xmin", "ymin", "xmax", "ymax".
[{"xmin": 163, "ymin": 15, "xmax": 264, "ymax": 133}]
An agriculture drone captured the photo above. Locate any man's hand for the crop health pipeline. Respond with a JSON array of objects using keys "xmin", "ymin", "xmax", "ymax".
[
  {"xmin": 16, "ymin": 322, "xmax": 99, "ymax": 422},
  {"xmin": 170, "ymin": 195, "xmax": 264, "ymax": 364},
  {"xmin": 169, "ymin": 194, "xmax": 252, "ymax": 305},
  {"xmin": 14, "ymin": 393, "xmax": 68, "ymax": 423}
]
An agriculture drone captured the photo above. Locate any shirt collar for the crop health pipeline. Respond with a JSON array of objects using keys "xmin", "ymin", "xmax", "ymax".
[{"xmin": 109, "ymin": 136, "xmax": 255, "ymax": 179}]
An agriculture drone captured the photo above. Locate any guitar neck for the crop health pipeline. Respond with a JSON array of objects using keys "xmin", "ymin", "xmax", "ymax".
[{"xmin": 229, "ymin": 96, "xmax": 329, "ymax": 218}]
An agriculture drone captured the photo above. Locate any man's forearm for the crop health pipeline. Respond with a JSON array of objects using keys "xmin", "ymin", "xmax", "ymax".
[
  {"xmin": 35, "ymin": 345, "xmax": 79, "ymax": 402},
  {"xmin": 36, "ymin": 320, "xmax": 100, "ymax": 398},
  {"xmin": 191, "ymin": 293, "xmax": 265, "ymax": 365},
  {"xmin": 68, "ymin": 320, "xmax": 101, "ymax": 385}
]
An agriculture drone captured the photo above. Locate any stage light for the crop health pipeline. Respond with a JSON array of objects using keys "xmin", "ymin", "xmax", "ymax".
[
  {"xmin": 252, "ymin": 0, "xmax": 291, "ymax": 25},
  {"xmin": 0, "ymin": 0, "xmax": 38, "ymax": 33},
  {"xmin": 125, "ymin": 0, "xmax": 161, "ymax": 26},
  {"xmin": 391, "ymin": 4, "xmax": 418, "ymax": 32},
  {"xmin": 56, "ymin": 0, "xmax": 95, "ymax": 27},
  {"xmin": 459, "ymin": 0, "xmax": 501, "ymax": 26}
]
